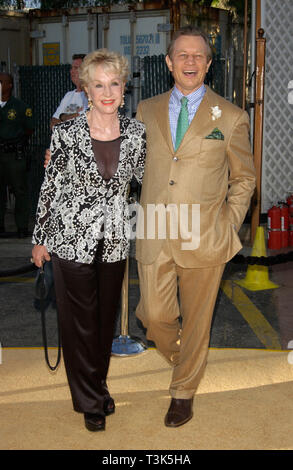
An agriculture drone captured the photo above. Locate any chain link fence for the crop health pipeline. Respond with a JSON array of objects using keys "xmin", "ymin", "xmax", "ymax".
[{"xmin": 18, "ymin": 64, "xmax": 71, "ymax": 213}]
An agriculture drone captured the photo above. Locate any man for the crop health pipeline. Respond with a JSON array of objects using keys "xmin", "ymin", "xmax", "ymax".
[
  {"xmin": 135, "ymin": 27, "xmax": 256, "ymax": 427},
  {"xmin": 0, "ymin": 72, "xmax": 35, "ymax": 238},
  {"xmin": 50, "ymin": 53, "xmax": 88, "ymax": 129}
]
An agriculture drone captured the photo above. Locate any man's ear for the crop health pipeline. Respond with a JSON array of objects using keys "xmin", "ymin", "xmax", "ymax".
[
  {"xmin": 206, "ymin": 59, "xmax": 212, "ymax": 74},
  {"xmin": 165, "ymin": 55, "xmax": 173, "ymax": 73}
]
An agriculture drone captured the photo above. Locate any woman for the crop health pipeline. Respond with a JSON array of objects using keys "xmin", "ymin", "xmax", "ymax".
[{"xmin": 31, "ymin": 49, "xmax": 146, "ymax": 432}]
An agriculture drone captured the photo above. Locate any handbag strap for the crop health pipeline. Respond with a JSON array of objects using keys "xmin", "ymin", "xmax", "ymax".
[{"xmin": 39, "ymin": 266, "xmax": 62, "ymax": 371}]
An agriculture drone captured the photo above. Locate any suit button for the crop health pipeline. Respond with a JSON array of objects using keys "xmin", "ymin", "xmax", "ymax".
[
  {"xmin": 169, "ymin": 180, "xmax": 175, "ymax": 185},
  {"xmin": 173, "ymin": 156, "xmax": 178, "ymax": 161}
]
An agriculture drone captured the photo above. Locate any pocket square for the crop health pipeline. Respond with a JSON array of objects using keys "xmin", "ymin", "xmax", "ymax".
[{"xmin": 205, "ymin": 128, "xmax": 224, "ymax": 140}]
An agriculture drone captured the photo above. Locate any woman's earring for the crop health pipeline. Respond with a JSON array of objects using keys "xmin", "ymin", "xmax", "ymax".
[
  {"xmin": 88, "ymin": 98, "xmax": 94, "ymax": 111},
  {"xmin": 120, "ymin": 94, "xmax": 125, "ymax": 108}
]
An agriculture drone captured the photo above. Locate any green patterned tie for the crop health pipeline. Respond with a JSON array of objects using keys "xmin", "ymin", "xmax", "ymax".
[{"xmin": 175, "ymin": 96, "xmax": 189, "ymax": 151}]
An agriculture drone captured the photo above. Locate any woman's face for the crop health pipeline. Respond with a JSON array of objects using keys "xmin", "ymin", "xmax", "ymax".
[{"xmin": 85, "ymin": 64, "xmax": 124, "ymax": 116}]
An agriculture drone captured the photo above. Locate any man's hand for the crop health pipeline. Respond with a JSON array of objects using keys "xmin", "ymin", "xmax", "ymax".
[
  {"xmin": 59, "ymin": 110, "xmax": 81, "ymax": 121},
  {"xmin": 50, "ymin": 117, "xmax": 60, "ymax": 129},
  {"xmin": 31, "ymin": 245, "xmax": 51, "ymax": 268},
  {"xmin": 44, "ymin": 148, "xmax": 51, "ymax": 168},
  {"xmin": 50, "ymin": 107, "xmax": 83, "ymax": 129}
]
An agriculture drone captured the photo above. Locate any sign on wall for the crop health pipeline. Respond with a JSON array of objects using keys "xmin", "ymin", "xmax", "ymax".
[{"xmin": 43, "ymin": 43, "xmax": 60, "ymax": 66}]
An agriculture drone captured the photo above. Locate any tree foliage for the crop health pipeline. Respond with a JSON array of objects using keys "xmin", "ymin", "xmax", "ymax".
[
  {"xmin": 0, "ymin": 0, "xmax": 249, "ymax": 17},
  {"xmin": 0, "ymin": 0, "xmax": 108, "ymax": 8},
  {"xmin": 0, "ymin": 0, "xmax": 25, "ymax": 8},
  {"xmin": 37, "ymin": 0, "xmax": 130, "ymax": 8},
  {"xmin": 39, "ymin": 0, "xmax": 91, "ymax": 8},
  {"xmin": 211, "ymin": 0, "xmax": 251, "ymax": 18}
]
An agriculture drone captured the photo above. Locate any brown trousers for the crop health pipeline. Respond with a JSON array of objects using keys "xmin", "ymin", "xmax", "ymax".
[
  {"xmin": 136, "ymin": 240, "xmax": 225, "ymax": 399},
  {"xmin": 52, "ymin": 254, "xmax": 126, "ymax": 415}
]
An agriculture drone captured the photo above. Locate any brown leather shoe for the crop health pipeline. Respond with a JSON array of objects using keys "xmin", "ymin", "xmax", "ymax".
[{"xmin": 164, "ymin": 398, "xmax": 194, "ymax": 427}]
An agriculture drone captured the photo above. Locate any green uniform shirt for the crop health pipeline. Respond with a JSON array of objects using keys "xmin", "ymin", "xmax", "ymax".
[{"xmin": 0, "ymin": 96, "xmax": 35, "ymax": 141}]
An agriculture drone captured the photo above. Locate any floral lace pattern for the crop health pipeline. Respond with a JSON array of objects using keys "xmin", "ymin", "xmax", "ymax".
[{"xmin": 32, "ymin": 113, "xmax": 146, "ymax": 263}]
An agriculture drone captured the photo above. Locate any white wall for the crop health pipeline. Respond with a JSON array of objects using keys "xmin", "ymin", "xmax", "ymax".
[{"xmin": 33, "ymin": 15, "xmax": 97, "ymax": 65}]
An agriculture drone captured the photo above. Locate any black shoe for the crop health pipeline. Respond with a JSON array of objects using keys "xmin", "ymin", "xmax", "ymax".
[
  {"xmin": 104, "ymin": 396, "xmax": 115, "ymax": 416},
  {"xmin": 84, "ymin": 413, "xmax": 105, "ymax": 432}
]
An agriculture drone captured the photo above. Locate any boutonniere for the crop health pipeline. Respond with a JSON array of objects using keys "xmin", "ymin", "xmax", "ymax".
[{"xmin": 210, "ymin": 105, "xmax": 222, "ymax": 121}]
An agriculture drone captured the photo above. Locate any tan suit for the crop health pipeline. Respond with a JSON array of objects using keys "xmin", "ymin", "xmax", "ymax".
[{"xmin": 135, "ymin": 86, "xmax": 256, "ymax": 398}]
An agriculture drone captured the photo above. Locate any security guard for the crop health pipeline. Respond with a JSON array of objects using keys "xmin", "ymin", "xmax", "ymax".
[{"xmin": 0, "ymin": 72, "xmax": 35, "ymax": 238}]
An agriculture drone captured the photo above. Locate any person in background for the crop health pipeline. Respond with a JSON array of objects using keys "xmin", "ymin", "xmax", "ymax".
[
  {"xmin": 50, "ymin": 53, "xmax": 88, "ymax": 129},
  {"xmin": 0, "ymin": 72, "xmax": 35, "ymax": 238},
  {"xmin": 135, "ymin": 27, "xmax": 256, "ymax": 428},
  {"xmin": 31, "ymin": 49, "xmax": 146, "ymax": 432}
]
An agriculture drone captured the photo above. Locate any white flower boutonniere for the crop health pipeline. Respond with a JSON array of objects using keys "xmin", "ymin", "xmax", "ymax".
[{"xmin": 211, "ymin": 105, "xmax": 222, "ymax": 121}]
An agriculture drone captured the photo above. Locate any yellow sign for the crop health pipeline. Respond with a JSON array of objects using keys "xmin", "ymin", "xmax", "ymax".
[{"xmin": 43, "ymin": 43, "xmax": 60, "ymax": 66}]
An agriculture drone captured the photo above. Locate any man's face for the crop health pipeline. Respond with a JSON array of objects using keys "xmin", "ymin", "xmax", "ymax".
[
  {"xmin": 0, "ymin": 74, "xmax": 12, "ymax": 101},
  {"xmin": 166, "ymin": 35, "xmax": 212, "ymax": 95},
  {"xmin": 70, "ymin": 58, "xmax": 83, "ymax": 88}
]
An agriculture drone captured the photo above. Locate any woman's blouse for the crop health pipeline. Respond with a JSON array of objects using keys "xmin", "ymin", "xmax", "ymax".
[
  {"xmin": 32, "ymin": 113, "xmax": 146, "ymax": 264},
  {"xmin": 91, "ymin": 137, "xmax": 120, "ymax": 181}
]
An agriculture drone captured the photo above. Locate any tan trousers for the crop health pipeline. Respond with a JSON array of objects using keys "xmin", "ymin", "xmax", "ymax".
[{"xmin": 136, "ymin": 240, "xmax": 225, "ymax": 399}]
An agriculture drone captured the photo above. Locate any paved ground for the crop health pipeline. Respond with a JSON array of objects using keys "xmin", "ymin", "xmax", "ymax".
[{"xmin": 0, "ymin": 210, "xmax": 292, "ymax": 352}]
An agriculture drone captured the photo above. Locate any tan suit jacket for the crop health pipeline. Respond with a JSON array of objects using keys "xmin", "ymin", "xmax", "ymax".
[{"xmin": 135, "ymin": 86, "xmax": 256, "ymax": 268}]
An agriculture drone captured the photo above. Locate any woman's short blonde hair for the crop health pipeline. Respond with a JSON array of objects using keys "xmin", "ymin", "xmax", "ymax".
[{"xmin": 79, "ymin": 49, "xmax": 129, "ymax": 88}]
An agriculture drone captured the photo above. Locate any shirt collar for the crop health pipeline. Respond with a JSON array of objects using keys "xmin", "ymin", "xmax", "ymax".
[{"xmin": 171, "ymin": 84, "xmax": 206, "ymax": 108}]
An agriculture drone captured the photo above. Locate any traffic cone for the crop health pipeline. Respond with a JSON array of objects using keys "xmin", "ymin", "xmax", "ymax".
[{"xmin": 235, "ymin": 226, "xmax": 279, "ymax": 291}]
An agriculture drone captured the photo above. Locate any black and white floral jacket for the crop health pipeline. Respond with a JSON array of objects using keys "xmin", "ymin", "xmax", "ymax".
[{"xmin": 32, "ymin": 113, "xmax": 146, "ymax": 263}]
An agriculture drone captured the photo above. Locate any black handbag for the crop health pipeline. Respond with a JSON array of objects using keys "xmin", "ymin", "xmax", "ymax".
[{"xmin": 34, "ymin": 261, "xmax": 61, "ymax": 371}]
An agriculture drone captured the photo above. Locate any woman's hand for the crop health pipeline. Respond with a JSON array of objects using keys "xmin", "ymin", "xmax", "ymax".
[
  {"xmin": 31, "ymin": 245, "xmax": 51, "ymax": 268},
  {"xmin": 44, "ymin": 148, "xmax": 51, "ymax": 168}
]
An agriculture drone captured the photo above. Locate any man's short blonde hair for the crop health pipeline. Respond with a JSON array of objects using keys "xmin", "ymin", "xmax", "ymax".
[
  {"xmin": 79, "ymin": 49, "xmax": 129, "ymax": 88},
  {"xmin": 167, "ymin": 27, "xmax": 213, "ymax": 62}
]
